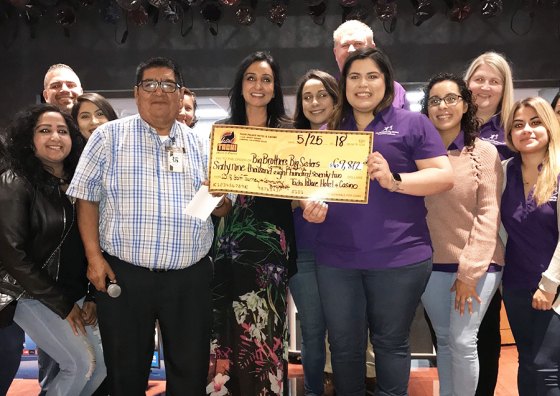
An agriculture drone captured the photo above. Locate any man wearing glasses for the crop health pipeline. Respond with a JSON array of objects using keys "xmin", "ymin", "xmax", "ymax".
[{"xmin": 67, "ymin": 57, "xmax": 231, "ymax": 395}]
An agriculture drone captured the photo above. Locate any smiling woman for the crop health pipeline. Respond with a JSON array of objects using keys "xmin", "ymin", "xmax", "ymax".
[
  {"xmin": 313, "ymin": 48, "xmax": 453, "ymax": 396},
  {"xmin": 0, "ymin": 104, "xmax": 106, "ymax": 396},
  {"xmin": 288, "ymin": 68, "xmax": 338, "ymax": 396},
  {"xmin": 210, "ymin": 51, "xmax": 296, "ymax": 396},
  {"xmin": 420, "ymin": 73, "xmax": 504, "ymax": 396},
  {"xmin": 464, "ymin": 52, "xmax": 515, "ymax": 160},
  {"xmin": 501, "ymin": 97, "xmax": 560, "ymax": 396},
  {"xmin": 71, "ymin": 92, "xmax": 118, "ymax": 140}
]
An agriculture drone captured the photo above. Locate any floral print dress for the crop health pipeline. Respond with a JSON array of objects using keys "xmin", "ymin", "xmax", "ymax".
[{"xmin": 208, "ymin": 194, "xmax": 296, "ymax": 396}]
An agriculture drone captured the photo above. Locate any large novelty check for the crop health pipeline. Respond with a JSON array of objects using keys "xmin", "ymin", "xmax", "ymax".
[{"xmin": 208, "ymin": 125, "xmax": 373, "ymax": 204}]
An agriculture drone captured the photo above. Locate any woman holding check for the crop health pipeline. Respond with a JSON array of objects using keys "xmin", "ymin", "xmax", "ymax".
[{"xmin": 303, "ymin": 47, "xmax": 453, "ymax": 396}]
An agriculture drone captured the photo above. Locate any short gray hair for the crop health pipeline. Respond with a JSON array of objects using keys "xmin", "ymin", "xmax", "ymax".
[{"xmin": 333, "ymin": 20, "xmax": 374, "ymax": 46}]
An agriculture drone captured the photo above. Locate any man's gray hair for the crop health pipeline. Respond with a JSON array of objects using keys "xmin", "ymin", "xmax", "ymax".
[{"xmin": 333, "ymin": 19, "xmax": 374, "ymax": 45}]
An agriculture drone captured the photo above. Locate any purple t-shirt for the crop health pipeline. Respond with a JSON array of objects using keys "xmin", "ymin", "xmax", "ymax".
[
  {"xmin": 501, "ymin": 155, "xmax": 559, "ymax": 290},
  {"xmin": 479, "ymin": 114, "xmax": 514, "ymax": 160},
  {"xmin": 314, "ymin": 106, "xmax": 447, "ymax": 269}
]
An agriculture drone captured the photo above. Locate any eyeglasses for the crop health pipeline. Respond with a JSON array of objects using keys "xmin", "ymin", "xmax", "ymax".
[
  {"xmin": 427, "ymin": 93, "xmax": 463, "ymax": 107},
  {"xmin": 137, "ymin": 80, "xmax": 180, "ymax": 93}
]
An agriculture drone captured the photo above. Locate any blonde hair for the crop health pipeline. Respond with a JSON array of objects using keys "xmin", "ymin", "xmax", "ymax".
[
  {"xmin": 333, "ymin": 20, "xmax": 374, "ymax": 46},
  {"xmin": 505, "ymin": 96, "xmax": 560, "ymax": 206},
  {"xmin": 464, "ymin": 52, "xmax": 514, "ymax": 128}
]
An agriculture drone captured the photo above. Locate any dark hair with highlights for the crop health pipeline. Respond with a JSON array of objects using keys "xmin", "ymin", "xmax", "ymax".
[
  {"xmin": 228, "ymin": 51, "xmax": 290, "ymax": 127},
  {"xmin": 4, "ymin": 104, "xmax": 85, "ymax": 187},
  {"xmin": 72, "ymin": 92, "xmax": 118, "ymax": 129},
  {"xmin": 421, "ymin": 73, "xmax": 480, "ymax": 148},
  {"xmin": 293, "ymin": 69, "xmax": 338, "ymax": 130},
  {"xmin": 329, "ymin": 47, "xmax": 395, "ymax": 130}
]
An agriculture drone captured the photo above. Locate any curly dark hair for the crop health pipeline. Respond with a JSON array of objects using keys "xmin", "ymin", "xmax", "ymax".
[
  {"xmin": 293, "ymin": 69, "xmax": 338, "ymax": 130},
  {"xmin": 329, "ymin": 47, "xmax": 395, "ymax": 130},
  {"xmin": 228, "ymin": 51, "xmax": 291, "ymax": 127},
  {"xmin": 421, "ymin": 73, "xmax": 480, "ymax": 148},
  {"xmin": 4, "ymin": 104, "xmax": 85, "ymax": 187}
]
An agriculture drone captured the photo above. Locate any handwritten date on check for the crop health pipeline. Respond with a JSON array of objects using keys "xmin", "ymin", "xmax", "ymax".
[{"xmin": 208, "ymin": 125, "xmax": 373, "ymax": 204}]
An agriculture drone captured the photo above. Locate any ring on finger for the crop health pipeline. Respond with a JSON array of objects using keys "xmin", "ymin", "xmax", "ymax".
[{"xmin": 466, "ymin": 297, "xmax": 473, "ymax": 303}]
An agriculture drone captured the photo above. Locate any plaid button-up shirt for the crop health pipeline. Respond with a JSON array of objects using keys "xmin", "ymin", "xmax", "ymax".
[{"xmin": 67, "ymin": 114, "xmax": 213, "ymax": 270}]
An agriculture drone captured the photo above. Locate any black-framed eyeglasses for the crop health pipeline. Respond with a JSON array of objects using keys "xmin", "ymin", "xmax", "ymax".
[
  {"xmin": 427, "ymin": 93, "xmax": 463, "ymax": 107},
  {"xmin": 137, "ymin": 80, "xmax": 180, "ymax": 93}
]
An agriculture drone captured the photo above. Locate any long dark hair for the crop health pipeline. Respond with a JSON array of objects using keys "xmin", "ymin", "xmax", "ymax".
[
  {"xmin": 4, "ymin": 104, "xmax": 85, "ymax": 187},
  {"xmin": 552, "ymin": 91, "xmax": 560, "ymax": 110},
  {"xmin": 228, "ymin": 51, "xmax": 290, "ymax": 127},
  {"xmin": 329, "ymin": 47, "xmax": 395, "ymax": 130},
  {"xmin": 71, "ymin": 93, "xmax": 118, "ymax": 125},
  {"xmin": 293, "ymin": 69, "xmax": 338, "ymax": 130},
  {"xmin": 421, "ymin": 73, "xmax": 480, "ymax": 148}
]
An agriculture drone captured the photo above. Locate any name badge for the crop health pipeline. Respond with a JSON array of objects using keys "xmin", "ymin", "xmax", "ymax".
[{"xmin": 166, "ymin": 147, "xmax": 185, "ymax": 172}]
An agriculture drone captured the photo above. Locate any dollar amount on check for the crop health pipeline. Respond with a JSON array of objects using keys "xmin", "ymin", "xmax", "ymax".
[{"xmin": 208, "ymin": 125, "xmax": 373, "ymax": 204}]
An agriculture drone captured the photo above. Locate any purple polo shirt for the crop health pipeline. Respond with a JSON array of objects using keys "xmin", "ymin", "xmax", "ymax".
[
  {"xmin": 501, "ymin": 155, "xmax": 559, "ymax": 290},
  {"xmin": 315, "ymin": 106, "xmax": 447, "ymax": 269},
  {"xmin": 479, "ymin": 114, "xmax": 514, "ymax": 160},
  {"xmin": 393, "ymin": 81, "xmax": 410, "ymax": 110}
]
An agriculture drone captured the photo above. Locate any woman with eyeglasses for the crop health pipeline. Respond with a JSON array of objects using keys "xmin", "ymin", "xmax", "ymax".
[
  {"xmin": 304, "ymin": 47, "xmax": 453, "ymax": 395},
  {"xmin": 289, "ymin": 69, "xmax": 338, "ymax": 396},
  {"xmin": 210, "ymin": 51, "xmax": 296, "ymax": 396},
  {"xmin": 420, "ymin": 73, "xmax": 504, "ymax": 396},
  {"xmin": 501, "ymin": 96, "xmax": 560, "ymax": 395},
  {"xmin": 464, "ymin": 51, "xmax": 515, "ymax": 396},
  {"xmin": 71, "ymin": 93, "xmax": 118, "ymax": 140}
]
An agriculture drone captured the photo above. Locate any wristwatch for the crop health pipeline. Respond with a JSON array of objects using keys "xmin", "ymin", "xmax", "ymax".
[{"xmin": 389, "ymin": 172, "xmax": 402, "ymax": 192}]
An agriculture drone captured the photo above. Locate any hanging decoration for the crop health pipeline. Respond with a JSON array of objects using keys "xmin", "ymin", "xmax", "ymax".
[
  {"xmin": 342, "ymin": 3, "xmax": 370, "ymax": 23},
  {"xmin": 375, "ymin": 0, "xmax": 397, "ymax": 32},
  {"xmin": 267, "ymin": 0, "xmax": 288, "ymax": 27},
  {"xmin": 480, "ymin": 0, "xmax": 503, "ymax": 18},
  {"xmin": 116, "ymin": 0, "xmax": 142, "ymax": 11},
  {"xmin": 235, "ymin": 0, "xmax": 255, "ymax": 25},
  {"xmin": 200, "ymin": 0, "xmax": 221, "ymax": 35},
  {"xmin": 162, "ymin": 1, "xmax": 182, "ymax": 22},
  {"xmin": 218, "ymin": 0, "xmax": 239, "ymax": 6},
  {"xmin": 0, "ymin": 0, "xmax": 557, "ymax": 40},
  {"xmin": 411, "ymin": 0, "xmax": 435, "ymax": 26},
  {"xmin": 99, "ymin": 0, "xmax": 122, "ymax": 23},
  {"xmin": 308, "ymin": 0, "xmax": 326, "ymax": 25},
  {"xmin": 445, "ymin": 0, "xmax": 472, "ymax": 22},
  {"xmin": 149, "ymin": 0, "xmax": 170, "ymax": 9},
  {"xmin": 128, "ymin": 4, "xmax": 148, "ymax": 25}
]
